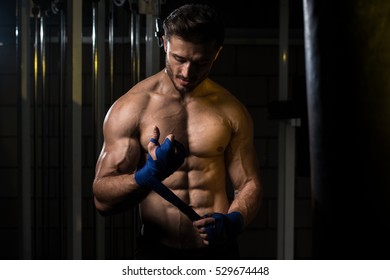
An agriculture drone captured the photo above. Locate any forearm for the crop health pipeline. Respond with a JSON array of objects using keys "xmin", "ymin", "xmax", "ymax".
[
  {"xmin": 228, "ymin": 180, "xmax": 262, "ymax": 226},
  {"xmin": 93, "ymin": 173, "xmax": 149, "ymax": 215}
]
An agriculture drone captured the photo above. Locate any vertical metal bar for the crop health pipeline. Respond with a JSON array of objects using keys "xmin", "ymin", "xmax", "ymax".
[
  {"xmin": 135, "ymin": 14, "xmax": 141, "ymax": 82},
  {"xmin": 277, "ymin": 0, "xmax": 295, "ymax": 260},
  {"xmin": 131, "ymin": 10, "xmax": 141, "ymax": 85},
  {"xmin": 145, "ymin": 14, "xmax": 160, "ymax": 77},
  {"xmin": 39, "ymin": 15, "xmax": 48, "ymax": 258},
  {"xmin": 130, "ymin": 11, "xmax": 135, "ymax": 86},
  {"xmin": 93, "ymin": 0, "xmax": 106, "ymax": 260},
  {"xmin": 92, "ymin": 2, "xmax": 97, "ymax": 112},
  {"xmin": 18, "ymin": 0, "xmax": 32, "ymax": 259},
  {"xmin": 59, "ymin": 7, "xmax": 66, "ymax": 259},
  {"xmin": 67, "ymin": 0, "xmax": 83, "ymax": 260},
  {"xmin": 109, "ymin": 0, "xmax": 116, "ymax": 258},
  {"xmin": 96, "ymin": 0, "xmax": 106, "ymax": 174},
  {"xmin": 109, "ymin": 1, "xmax": 115, "ymax": 104},
  {"xmin": 130, "ymin": 7, "xmax": 142, "ymax": 258},
  {"xmin": 92, "ymin": 1, "xmax": 97, "ymax": 175},
  {"xmin": 32, "ymin": 6, "xmax": 40, "ymax": 258}
]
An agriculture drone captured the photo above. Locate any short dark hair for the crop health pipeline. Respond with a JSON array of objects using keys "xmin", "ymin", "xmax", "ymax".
[{"xmin": 163, "ymin": 4, "xmax": 225, "ymax": 48}]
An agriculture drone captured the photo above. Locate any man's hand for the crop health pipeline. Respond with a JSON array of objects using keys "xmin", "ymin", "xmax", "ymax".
[
  {"xmin": 135, "ymin": 126, "xmax": 187, "ymax": 187},
  {"xmin": 193, "ymin": 212, "xmax": 244, "ymax": 246}
]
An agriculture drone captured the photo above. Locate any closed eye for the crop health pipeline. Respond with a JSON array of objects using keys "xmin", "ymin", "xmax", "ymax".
[{"xmin": 173, "ymin": 54, "xmax": 187, "ymax": 63}]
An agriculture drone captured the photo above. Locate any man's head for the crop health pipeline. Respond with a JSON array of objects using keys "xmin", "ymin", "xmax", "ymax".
[
  {"xmin": 162, "ymin": 4, "xmax": 225, "ymax": 94},
  {"xmin": 163, "ymin": 4, "xmax": 225, "ymax": 50}
]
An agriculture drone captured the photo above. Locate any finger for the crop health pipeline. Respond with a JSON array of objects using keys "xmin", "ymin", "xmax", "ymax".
[
  {"xmin": 148, "ymin": 126, "xmax": 160, "ymax": 160},
  {"xmin": 165, "ymin": 133, "xmax": 175, "ymax": 143},
  {"xmin": 152, "ymin": 126, "xmax": 160, "ymax": 142},
  {"xmin": 193, "ymin": 217, "xmax": 214, "ymax": 228},
  {"xmin": 194, "ymin": 226, "xmax": 206, "ymax": 233},
  {"xmin": 200, "ymin": 233, "xmax": 208, "ymax": 239},
  {"xmin": 193, "ymin": 219, "xmax": 205, "ymax": 228}
]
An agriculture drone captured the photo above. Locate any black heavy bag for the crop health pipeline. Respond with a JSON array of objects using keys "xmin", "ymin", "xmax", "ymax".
[{"xmin": 303, "ymin": 0, "xmax": 390, "ymax": 259}]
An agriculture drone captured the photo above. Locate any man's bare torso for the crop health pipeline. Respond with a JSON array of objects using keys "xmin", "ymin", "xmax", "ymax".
[{"xmin": 122, "ymin": 70, "xmax": 241, "ymax": 248}]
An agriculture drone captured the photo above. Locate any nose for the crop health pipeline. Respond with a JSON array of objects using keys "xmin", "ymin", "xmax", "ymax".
[{"xmin": 181, "ymin": 62, "xmax": 192, "ymax": 79}]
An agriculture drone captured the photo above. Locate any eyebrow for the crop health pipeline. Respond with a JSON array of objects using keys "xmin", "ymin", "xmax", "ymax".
[{"xmin": 172, "ymin": 53, "xmax": 211, "ymax": 64}]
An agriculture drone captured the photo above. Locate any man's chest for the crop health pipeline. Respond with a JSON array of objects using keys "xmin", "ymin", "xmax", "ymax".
[{"xmin": 138, "ymin": 100, "xmax": 233, "ymax": 157}]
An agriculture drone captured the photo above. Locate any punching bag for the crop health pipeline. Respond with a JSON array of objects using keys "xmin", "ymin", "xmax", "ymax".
[{"xmin": 303, "ymin": 0, "xmax": 390, "ymax": 259}]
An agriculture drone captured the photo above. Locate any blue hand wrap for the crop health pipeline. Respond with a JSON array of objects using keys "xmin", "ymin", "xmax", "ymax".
[
  {"xmin": 135, "ymin": 138, "xmax": 187, "ymax": 186},
  {"xmin": 205, "ymin": 212, "xmax": 244, "ymax": 245},
  {"xmin": 134, "ymin": 138, "xmax": 201, "ymax": 222},
  {"xmin": 144, "ymin": 177, "xmax": 201, "ymax": 222}
]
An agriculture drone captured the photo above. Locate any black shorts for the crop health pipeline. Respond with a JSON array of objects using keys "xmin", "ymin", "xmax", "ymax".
[{"xmin": 135, "ymin": 234, "xmax": 240, "ymax": 260}]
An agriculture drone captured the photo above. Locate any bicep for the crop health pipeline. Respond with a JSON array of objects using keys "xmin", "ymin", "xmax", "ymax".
[
  {"xmin": 95, "ymin": 137, "xmax": 141, "ymax": 179},
  {"xmin": 95, "ymin": 104, "xmax": 142, "ymax": 179}
]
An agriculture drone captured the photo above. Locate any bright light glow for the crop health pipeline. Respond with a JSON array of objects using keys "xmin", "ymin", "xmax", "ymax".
[{"xmin": 283, "ymin": 51, "xmax": 287, "ymax": 62}]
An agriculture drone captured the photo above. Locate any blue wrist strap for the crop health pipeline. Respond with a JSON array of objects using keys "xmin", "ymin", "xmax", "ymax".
[
  {"xmin": 145, "ymin": 176, "xmax": 201, "ymax": 222},
  {"xmin": 135, "ymin": 138, "xmax": 187, "ymax": 185},
  {"xmin": 134, "ymin": 138, "xmax": 201, "ymax": 222},
  {"xmin": 205, "ymin": 212, "xmax": 244, "ymax": 245}
]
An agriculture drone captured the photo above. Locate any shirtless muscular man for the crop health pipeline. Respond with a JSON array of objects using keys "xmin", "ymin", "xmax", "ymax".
[{"xmin": 93, "ymin": 4, "xmax": 262, "ymax": 259}]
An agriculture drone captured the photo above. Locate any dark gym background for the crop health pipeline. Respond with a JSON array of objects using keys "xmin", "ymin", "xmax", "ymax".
[{"xmin": 1, "ymin": 0, "xmax": 315, "ymax": 260}]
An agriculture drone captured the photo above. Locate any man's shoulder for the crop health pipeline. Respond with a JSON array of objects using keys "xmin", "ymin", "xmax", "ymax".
[
  {"xmin": 205, "ymin": 79, "xmax": 246, "ymax": 111},
  {"xmin": 117, "ymin": 71, "xmax": 165, "ymax": 106},
  {"xmin": 137, "ymin": 71, "xmax": 163, "ymax": 89},
  {"xmin": 206, "ymin": 79, "xmax": 238, "ymax": 100}
]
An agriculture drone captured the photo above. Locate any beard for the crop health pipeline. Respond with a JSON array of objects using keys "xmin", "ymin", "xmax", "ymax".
[{"xmin": 165, "ymin": 59, "xmax": 210, "ymax": 94}]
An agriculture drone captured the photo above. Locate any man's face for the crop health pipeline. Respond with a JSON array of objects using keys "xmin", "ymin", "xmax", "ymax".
[{"xmin": 164, "ymin": 35, "xmax": 221, "ymax": 94}]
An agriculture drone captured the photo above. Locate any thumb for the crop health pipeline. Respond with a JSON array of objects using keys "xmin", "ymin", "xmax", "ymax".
[{"xmin": 148, "ymin": 126, "xmax": 160, "ymax": 160}]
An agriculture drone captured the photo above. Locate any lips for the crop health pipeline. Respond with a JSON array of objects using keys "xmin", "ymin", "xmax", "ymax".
[{"xmin": 178, "ymin": 78, "xmax": 190, "ymax": 86}]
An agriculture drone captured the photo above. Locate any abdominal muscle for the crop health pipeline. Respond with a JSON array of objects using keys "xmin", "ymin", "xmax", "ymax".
[{"xmin": 138, "ymin": 155, "xmax": 230, "ymax": 249}]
